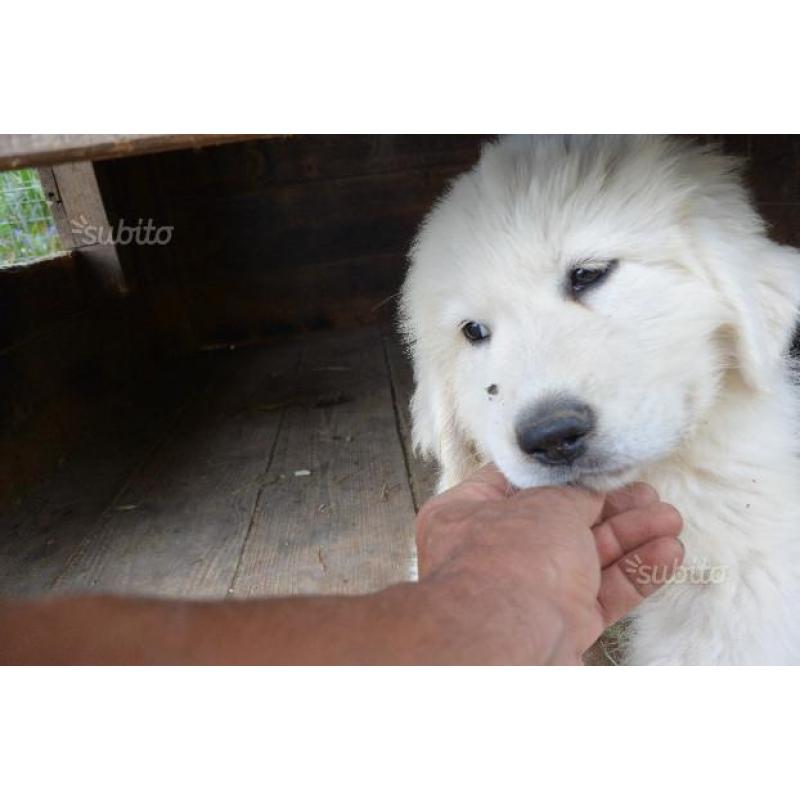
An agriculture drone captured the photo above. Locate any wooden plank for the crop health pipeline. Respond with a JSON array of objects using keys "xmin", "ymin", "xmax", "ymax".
[
  {"xmin": 37, "ymin": 168, "xmax": 75, "ymax": 249},
  {"xmin": 161, "ymin": 164, "xmax": 466, "ymax": 346},
  {"xmin": 187, "ymin": 253, "xmax": 408, "ymax": 346},
  {"xmin": 0, "ymin": 135, "xmax": 276, "ymax": 171},
  {"xmin": 232, "ymin": 326, "xmax": 418, "ymax": 597},
  {"xmin": 136, "ymin": 134, "xmax": 488, "ymax": 197},
  {"xmin": 167, "ymin": 163, "xmax": 467, "ymax": 269},
  {"xmin": 52, "ymin": 162, "xmax": 110, "ymax": 232},
  {"xmin": 381, "ymin": 327, "xmax": 438, "ymax": 508},
  {"xmin": 0, "ymin": 357, "xmax": 214, "ymax": 597},
  {"xmin": 51, "ymin": 162, "xmax": 129, "ymax": 293},
  {"xmin": 52, "ymin": 341, "xmax": 301, "ymax": 598}
]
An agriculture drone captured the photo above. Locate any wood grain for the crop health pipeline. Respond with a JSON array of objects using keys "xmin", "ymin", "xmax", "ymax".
[
  {"xmin": 53, "ymin": 343, "xmax": 300, "ymax": 598},
  {"xmin": 232, "ymin": 326, "xmax": 418, "ymax": 597},
  {"xmin": 2, "ymin": 327, "xmax": 421, "ymax": 600},
  {"xmin": 0, "ymin": 135, "xmax": 275, "ymax": 170},
  {"xmin": 0, "ymin": 358, "xmax": 213, "ymax": 596}
]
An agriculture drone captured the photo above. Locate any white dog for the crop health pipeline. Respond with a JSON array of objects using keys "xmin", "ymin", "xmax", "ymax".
[{"xmin": 400, "ymin": 135, "xmax": 800, "ymax": 665}]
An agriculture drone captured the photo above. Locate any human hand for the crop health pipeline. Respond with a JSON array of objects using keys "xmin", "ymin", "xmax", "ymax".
[{"xmin": 416, "ymin": 464, "xmax": 683, "ymax": 664}]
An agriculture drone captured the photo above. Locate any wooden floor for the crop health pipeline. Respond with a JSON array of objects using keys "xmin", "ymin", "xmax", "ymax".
[{"xmin": 0, "ymin": 326, "xmax": 437, "ymax": 600}]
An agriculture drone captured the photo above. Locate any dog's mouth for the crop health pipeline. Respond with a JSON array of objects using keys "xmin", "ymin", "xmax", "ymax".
[
  {"xmin": 501, "ymin": 455, "xmax": 642, "ymax": 492},
  {"xmin": 568, "ymin": 462, "xmax": 641, "ymax": 491}
]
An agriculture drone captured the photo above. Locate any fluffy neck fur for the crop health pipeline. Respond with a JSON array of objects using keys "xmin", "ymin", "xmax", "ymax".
[
  {"xmin": 628, "ymin": 365, "xmax": 800, "ymax": 664},
  {"xmin": 642, "ymin": 368, "xmax": 799, "ymax": 563}
]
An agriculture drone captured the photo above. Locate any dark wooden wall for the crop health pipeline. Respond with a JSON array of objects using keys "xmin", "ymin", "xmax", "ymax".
[
  {"xmin": 94, "ymin": 135, "xmax": 489, "ymax": 353},
  {"xmin": 92, "ymin": 134, "xmax": 800, "ymax": 356},
  {"xmin": 699, "ymin": 134, "xmax": 800, "ymax": 247},
  {"xmin": 0, "ymin": 251, "xmax": 145, "ymax": 504}
]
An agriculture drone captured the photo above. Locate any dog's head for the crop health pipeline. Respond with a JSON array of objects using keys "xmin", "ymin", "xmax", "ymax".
[{"xmin": 401, "ymin": 135, "xmax": 800, "ymax": 490}]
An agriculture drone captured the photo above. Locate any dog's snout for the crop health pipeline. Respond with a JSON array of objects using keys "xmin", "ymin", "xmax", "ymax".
[{"xmin": 515, "ymin": 399, "xmax": 595, "ymax": 466}]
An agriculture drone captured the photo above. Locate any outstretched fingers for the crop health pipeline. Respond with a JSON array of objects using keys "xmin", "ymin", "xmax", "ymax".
[
  {"xmin": 593, "ymin": 502, "xmax": 683, "ymax": 567},
  {"xmin": 597, "ymin": 536, "xmax": 685, "ymax": 627},
  {"xmin": 592, "ymin": 495, "xmax": 684, "ymax": 627}
]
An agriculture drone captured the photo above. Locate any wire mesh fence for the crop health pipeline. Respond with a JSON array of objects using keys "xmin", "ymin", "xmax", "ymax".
[{"xmin": 0, "ymin": 168, "xmax": 63, "ymax": 267}]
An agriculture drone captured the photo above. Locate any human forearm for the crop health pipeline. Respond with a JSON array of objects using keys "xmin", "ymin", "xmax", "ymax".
[{"xmin": 0, "ymin": 576, "xmax": 556, "ymax": 665}]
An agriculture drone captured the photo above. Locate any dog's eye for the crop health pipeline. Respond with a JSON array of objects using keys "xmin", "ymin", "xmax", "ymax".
[
  {"xmin": 569, "ymin": 260, "xmax": 618, "ymax": 297},
  {"xmin": 462, "ymin": 321, "xmax": 491, "ymax": 343}
]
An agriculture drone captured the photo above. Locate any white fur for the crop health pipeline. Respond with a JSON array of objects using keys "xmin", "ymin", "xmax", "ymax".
[{"xmin": 400, "ymin": 135, "xmax": 800, "ymax": 665}]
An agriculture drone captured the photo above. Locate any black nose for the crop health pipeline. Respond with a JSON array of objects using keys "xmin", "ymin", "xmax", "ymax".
[{"xmin": 515, "ymin": 399, "xmax": 594, "ymax": 466}]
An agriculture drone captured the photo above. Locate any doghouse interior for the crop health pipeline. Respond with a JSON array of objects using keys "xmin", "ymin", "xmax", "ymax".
[{"xmin": 1, "ymin": 135, "xmax": 799, "ymax": 605}]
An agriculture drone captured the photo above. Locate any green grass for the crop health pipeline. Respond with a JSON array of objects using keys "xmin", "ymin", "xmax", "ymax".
[{"xmin": 0, "ymin": 168, "xmax": 63, "ymax": 267}]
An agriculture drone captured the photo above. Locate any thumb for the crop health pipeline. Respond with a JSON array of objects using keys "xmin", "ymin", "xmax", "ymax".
[
  {"xmin": 416, "ymin": 463, "xmax": 513, "ymax": 540},
  {"xmin": 444, "ymin": 462, "xmax": 516, "ymax": 503},
  {"xmin": 513, "ymin": 483, "xmax": 606, "ymax": 527}
]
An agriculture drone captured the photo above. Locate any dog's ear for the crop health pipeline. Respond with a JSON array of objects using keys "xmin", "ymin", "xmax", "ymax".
[
  {"xmin": 409, "ymin": 360, "xmax": 443, "ymax": 461},
  {"xmin": 409, "ymin": 357, "xmax": 475, "ymax": 491},
  {"xmin": 711, "ymin": 236, "xmax": 800, "ymax": 391}
]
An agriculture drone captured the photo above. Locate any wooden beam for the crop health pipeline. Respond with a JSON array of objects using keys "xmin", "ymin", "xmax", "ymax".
[
  {"xmin": 39, "ymin": 162, "xmax": 128, "ymax": 294},
  {"xmin": 0, "ymin": 134, "xmax": 280, "ymax": 170}
]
